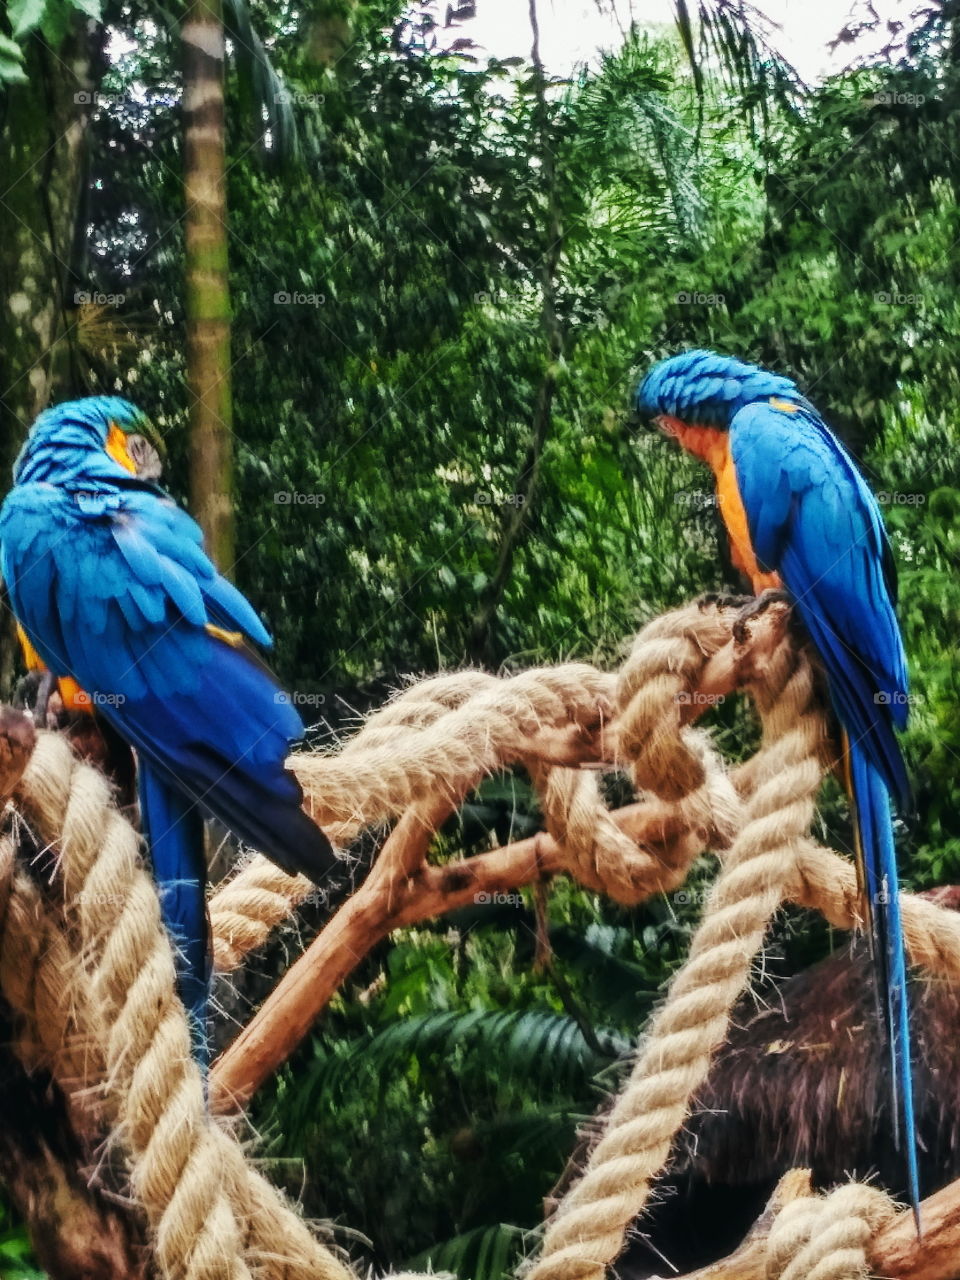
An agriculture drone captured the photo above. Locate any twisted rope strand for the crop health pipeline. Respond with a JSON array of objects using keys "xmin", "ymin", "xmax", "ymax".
[{"xmin": 0, "ymin": 599, "xmax": 953, "ymax": 1280}]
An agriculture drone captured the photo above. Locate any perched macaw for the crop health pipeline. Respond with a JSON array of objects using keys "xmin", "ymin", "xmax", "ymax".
[
  {"xmin": 636, "ymin": 349, "xmax": 919, "ymax": 1223},
  {"xmin": 0, "ymin": 396, "xmax": 337, "ymax": 1063}
]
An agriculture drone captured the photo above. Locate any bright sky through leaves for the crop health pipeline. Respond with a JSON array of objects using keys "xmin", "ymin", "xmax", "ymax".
[{"xmin": 452, "ymin": 0, "xmax": 917, "ymax": 80}]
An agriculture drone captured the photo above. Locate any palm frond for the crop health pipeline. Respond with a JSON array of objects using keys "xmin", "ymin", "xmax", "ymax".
[
  {"xmin": 405, "ymin": 1223, "xmax": 528, "ymax": 1280},
  {"xmin": 679, "ymin": 0, "xmax": 803, "ymax": 126},
  {"xmin": 297, "ymin": 1009, "xmax": 625, "ymax": 1109},
  {"xmin": 222, "ymin": 0, "xmax": 299, "ymax": 163},
  {"xmin": 569, "ymin": 33, "xmax": 705, "ymax": 245}
]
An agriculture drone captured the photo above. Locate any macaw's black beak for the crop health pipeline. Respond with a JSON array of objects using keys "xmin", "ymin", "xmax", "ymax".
[
  {"xmin": 627, "ymin": 395, "xmax": 658, "ymax": 434},
  {"xmin": 631, "ymin": 407, "xmax": 664, "ymax": 434},
  {"xmin": 127, "ymin": 433, "xmax": 164, "ymax": 481}
]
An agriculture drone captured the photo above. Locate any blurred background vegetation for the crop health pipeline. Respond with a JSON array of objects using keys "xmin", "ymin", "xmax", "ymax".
[{"xmin": 2, "ymin": 0, "xmax": 960, "ymax": 1275}]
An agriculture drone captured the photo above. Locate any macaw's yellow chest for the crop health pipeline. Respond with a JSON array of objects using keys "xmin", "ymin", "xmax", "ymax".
[{"xmin": 661, "ymin": 417, "xmax": 781, "ymax": 594}]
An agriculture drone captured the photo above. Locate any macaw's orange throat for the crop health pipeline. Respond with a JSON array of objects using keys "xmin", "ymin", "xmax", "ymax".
[{"xmin": 657, "ymin": 415, "xmax": 781, "ymax": 594}]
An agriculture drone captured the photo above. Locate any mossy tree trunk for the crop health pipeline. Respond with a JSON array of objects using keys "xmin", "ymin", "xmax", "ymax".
[
  {"xmin": 0, "ymin": 20, "xmax": 101, "ymax": 695},
  {"xmin": 0, "ymin": 1035, "xmax": 149, "ymax": 1280},
  {"xmin": 182, "ymin": 0, "xmax": 235, "ymax": 572},
  {"xmin": 468, "ymin": 0, "xmax": 564, "ymax": 666}
]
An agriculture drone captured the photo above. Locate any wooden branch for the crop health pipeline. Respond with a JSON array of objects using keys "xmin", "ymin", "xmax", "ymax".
[
  {"xmin": 874, "ymin": 1176, "xmax": 960, "ymax": 1280},
  {"xmin": 210, "ymin": 791, "xmax": 456, "ymax": 1113},
  {"xmin": 662, "ymin": 1172, "xmax": 960, "ymax": 1280},
  {"xmin": 208, "ymin": 794, "xmax": 698, "ymax": 1114}
]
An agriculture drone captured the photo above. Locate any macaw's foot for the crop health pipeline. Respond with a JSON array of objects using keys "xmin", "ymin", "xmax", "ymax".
[
  {"xmin": 733, "ymin": 588, "xmax": 792, "ymax": 646},
  {"xmin": 696, "ymin": 590, "xmax": 752, "ymax": 612},
  {"xmin": 33, "ymin": 670, "xmax": 56, "ymax": 728}
]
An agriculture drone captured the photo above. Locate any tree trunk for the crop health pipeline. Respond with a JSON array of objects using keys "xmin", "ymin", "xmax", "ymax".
[
  {"xmin": 303, "ymin": 0, "xmax": 358, "ymax": 67},
  {"xmin": 182, "ymin": 0, "xmax": 235, "ymax": 572},
  {"xmin": 0, "ymin": 1026, "xmax": 149, "ymax": 1280},
  {"xmin": 468, "ymin": 0, "xmax": 563, "ymax": 666},
  {"xmin": 0, "ymin": 21, "xmax": 102, "ymax": 696}
]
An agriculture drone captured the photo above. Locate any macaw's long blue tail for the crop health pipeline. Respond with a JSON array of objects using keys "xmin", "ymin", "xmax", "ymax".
[
  {"xmin": 848, "ymin": 736, "xmax": 920, "ymax": 1227},
  {"xmin": 139, "ymin": 762, "xmax": 211, "ymax": 1068}
]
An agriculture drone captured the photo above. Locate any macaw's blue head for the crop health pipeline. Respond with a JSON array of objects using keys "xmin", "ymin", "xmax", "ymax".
[
  {"xmin": 13, "ymin": 396, "xmax": 154, "ymax": 488},
  {"xmin": 635, "ymin": 349, "xmax": 808, "ymax": 430}
]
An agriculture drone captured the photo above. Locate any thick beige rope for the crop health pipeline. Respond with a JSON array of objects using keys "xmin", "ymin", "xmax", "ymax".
[
  {"xmin": 524, "ymin": 618, "xmax": 825, "ymax": 1280},
  {"xmin": 3, "ymin": 598, "xmax": 958, "ymax": 1280},
  {"xmin": 20, "ymin": 735, "xmax": 253, "ymax": 1280},
  {"xmin": 210, "ymin": 857, "xmax": 314, "ymax": 972},
  {"xmin": 208, "ymin": 664, "xmax": 617, "ymax": 969},
  {"xmin": 530, "ymin": 728, "xmax": 740, "ymax": 905},
  {"xmin": 765, "ymin": 1183, "xmax": 897, "ymax": 1280},
  {"xmin": 792, "ymin": 837, "xmax": 960, "ymax": 978},
  {"xmin": 295, "ymin": 664, "xmax": 615, "ymax": 833},
  {"xmin": 12, "ymin": 733, "xmax": 353, "ymax": 1280},
  {"xmin": 208, "ymin": 605, "xmax": 739, "ymax": 970},
  {"xmin": 615, "ymin": 602, "xmax": 735, "ymax": 800}
]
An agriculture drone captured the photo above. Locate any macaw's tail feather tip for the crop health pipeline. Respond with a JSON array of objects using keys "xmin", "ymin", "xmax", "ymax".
[
  {"xmin": 139, "ymin": 764, "xmax": 212, "ymax": 1069},
  {"xmin": 240, "ymin": 798, "xmax": 339, "ymax": 887},
  {"xmin": 848, "ymin": 739, "xmax": 921, "ymax": 1228}
]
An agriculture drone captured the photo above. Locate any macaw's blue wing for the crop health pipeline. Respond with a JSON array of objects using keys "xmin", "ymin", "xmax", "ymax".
[
  {"xmin": 728, "ymin": 402, "xmax": 909, "ymax": 805},
  {"xmin": 0, "ymin": 483, "xmax": 336, "ymax": 885},
  {"xmin": 729, "ymin": 400, "xmax": 919, "ymax": 1222}
]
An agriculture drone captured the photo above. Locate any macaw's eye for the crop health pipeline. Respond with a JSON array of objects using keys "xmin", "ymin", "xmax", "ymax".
[
  {"xmin": 105, "ymin": 422, "xmax": 138, "ymax": 475},
  {"xmin": 655, "ymin": 414, "xmax": 682, "ymax": 438}
]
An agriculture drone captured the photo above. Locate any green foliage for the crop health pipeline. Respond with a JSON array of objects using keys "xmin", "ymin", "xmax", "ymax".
[
  {"xmin": 0, "ymin": 1199, "xmax": 43, "ymax": 1280},
  {"xmin": 254, "ymin": 886, "xmax": 701, "ymax": 1272},
  {"xmin": 0, "ymin": 0, "xmax": 100, "ymax": 79},
  {"xmin": 9, "ymin": 0, "xmax": 960, "ymax": 1268},
  {"xmin": 405, "ymin": 1224, "xmax": 527, "ymax": 1280}
]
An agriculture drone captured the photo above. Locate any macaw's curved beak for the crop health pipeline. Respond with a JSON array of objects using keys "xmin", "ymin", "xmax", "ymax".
[
  {"xmin": 652, "ymin": 413, "xmax": 683, "ymax": 439},
  {"xmin": 631, "ymin": 398, "xmax": 673, "ymax": 435},
  {"xmin": 127, "ymin": 433, "xmax": 164, "ymax": 481},
  {"xmin": 105, "ymin": 422, "xmax": 138, "ymax": 474},
  {"xmin": 629, "ymin": 396, "xmax": 657, "ymax": 433}
]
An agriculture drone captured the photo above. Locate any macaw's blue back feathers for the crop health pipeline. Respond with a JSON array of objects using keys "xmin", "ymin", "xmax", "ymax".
[
  {"xmin": 139, "ymin": 763, "xmax": 211, "ymax": 1065},
  {"xmin": 1, "ymin": 396, "xmax": 338, "ymax": 1073},
  {"xmin": 0, "ymin": 482, "xmax": 335, "ymax": 882},
  {"xmin": 728, "ymin": 401, "xmax": 910, "ymax": 809}
]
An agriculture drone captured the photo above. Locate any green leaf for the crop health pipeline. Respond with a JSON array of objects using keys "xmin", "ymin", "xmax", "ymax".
[
  {"xmin": 0, "ymin": 33, "xmax": 28, "ymax": 83},
  {"xmin": 69, "ymin": 0, "xmax": 102, "ymax": 18},
  {"xmin": 38, "ymin": 0, "xmax": 72, "ymax": 45},
  {"xmin": 8, "ymin": 0, "xmax": 48, "ymax": 39}
]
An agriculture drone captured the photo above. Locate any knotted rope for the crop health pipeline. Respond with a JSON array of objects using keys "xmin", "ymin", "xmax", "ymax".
[
  {"xmin": 1, "ymin": 599, "xmax": 956, "ymax": 1280},
  {"xmin": 764, "ymin": 1182, "xmax": 896, "ymax": 1280},
  {"xmin": 525, "ymin": 605, "xmax": 828, "ymax": 1280}
]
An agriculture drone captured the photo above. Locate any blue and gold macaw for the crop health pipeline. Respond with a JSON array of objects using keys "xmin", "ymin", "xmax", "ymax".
[
  {"xmin": 636, "ymin": 349, "xmax": 920, "ymax": 1223},
  {"xmin": 0, "ymin": 396, "xmax": 336, "ymax": 1064}
]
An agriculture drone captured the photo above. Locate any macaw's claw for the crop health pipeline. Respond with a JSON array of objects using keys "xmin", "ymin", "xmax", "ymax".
[
  {"xmin": 732, "ymin": 588, "xmax": 792, "ymax": 646},
  {"xmin": 33, "ymin": 670, "xmax": 57, "ymax": 728},
  {"xmin": 696, "ymin": 590, "xmax": 752, "ymax": 612}
]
